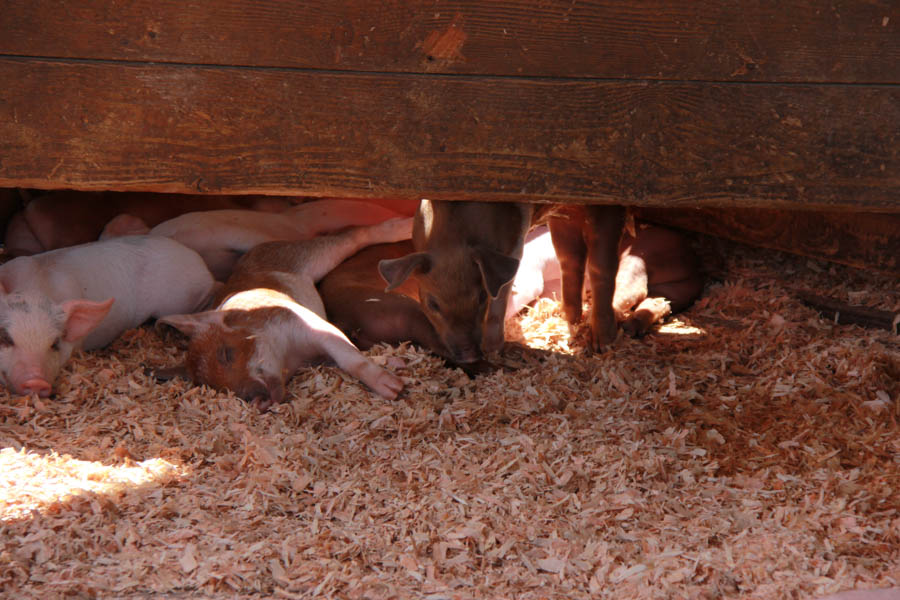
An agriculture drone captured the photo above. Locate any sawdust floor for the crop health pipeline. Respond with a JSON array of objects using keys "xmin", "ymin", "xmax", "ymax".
[{"xmin": 1, "ymin": 235, "xmax": 898, "ymax": 600}]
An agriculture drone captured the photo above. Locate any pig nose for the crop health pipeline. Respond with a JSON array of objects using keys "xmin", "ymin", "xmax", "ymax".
[
  {"xmin": 451, "ymin": 344, "xmax": 483, "ymax": 364},
  {"xmin": 21, "ymin": 378, "xmax": 52, "ymax": 398}
]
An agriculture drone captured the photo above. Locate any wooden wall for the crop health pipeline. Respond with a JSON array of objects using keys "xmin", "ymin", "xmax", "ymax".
[{"xmin": 0, "ymin": 1, "xmax": 899, "ymax": 213}]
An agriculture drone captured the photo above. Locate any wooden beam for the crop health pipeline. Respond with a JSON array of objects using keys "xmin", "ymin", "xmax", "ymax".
[
  {"xmin": 1, "ymin": 1, "xmax": 898, "ymax": 82},
  {"xmin": 636, "ymin": 207, "xmax": 900, "ymax": 276},
  {"xmin": 1, "ymin": 58, "xmax": 899, "ymax": 210}
]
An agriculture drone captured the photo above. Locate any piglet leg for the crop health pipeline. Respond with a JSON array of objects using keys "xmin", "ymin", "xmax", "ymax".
[
  {"xmin": 297, "ymin": 217, "xmax": 413, "ymax": 282},
  {"xmin": 622, "ymin": 277, "xmax": 705, "ymax": 336},
  {"xmin": 548, "ymin": 209, "xmax": 589, "ymax": 326},
  {"xmin": 622, "ymin": 297, "xmax": 672, "ymax": 337},
  {"xmin": 301, "ymin": 306, "xmax": 404, "ymax": 400},
  {"xmin": 482, "ymin": 279, "xmax": 513, "ymax": 354},
  {"xmin": 584, "ymin": 205, "xmax": 625, "ymax": 350},
  {"xmin": 612, "ymin": 251, "xmax": 650, "ymax": 319}
]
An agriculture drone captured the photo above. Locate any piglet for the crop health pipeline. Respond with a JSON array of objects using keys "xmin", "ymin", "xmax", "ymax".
[
  {"xmin": 319, "ymin": 241, "xmax": 450, "ymax": 357},
  {"xmin": 613, "ymin": 223, "xmax": 704, "ymax": 336},
  {"xmin": 105, "ymin": 199, "xmax": 409, "ymax": 280},
  {"xmin": 542, "ymin": 204, "xmax": 625, "ymax": 350},
  {"xmin": 504, "ymin": 225, "xmax": 562, "ymax": 320},
  {"xmin": 319, "ymin": 241, "xmax": 503, "ymax": 378},
  {"xmin": 377, "ymin": 200, "xmax": 532, "ymax": 364},
  {"xmin": 505, "ymin": 219, "xmax": 703, "ymax": 336},
  {"xmin": 4, "ymin": 190, "xmax": 293, "ymax": 256},
  {"xmin": 0, "ymin": 236, "xmax": 215, "ymax": 397},
  {"xmin": 155, "ymin": 218, "xmax": 413, "ymax": 411}
]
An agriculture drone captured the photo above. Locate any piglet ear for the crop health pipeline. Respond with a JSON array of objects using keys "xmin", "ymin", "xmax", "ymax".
[
  {"xmin": 61, "ymin": 297, "xmax": 115, "ymax": 343},
  {"xmin": 156, "ymin": 310, "xmax": 228, "ymax": 338},
  {"xmin": 474, "ymin": 247, "xmax": 520, "ymax": 298},
  {"xmin": 378, "ymin": 252, "xmax": 431, "ymax": 292}
]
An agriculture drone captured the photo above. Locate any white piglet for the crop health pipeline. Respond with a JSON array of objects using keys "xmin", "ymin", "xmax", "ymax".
[
  {"xmin": 0, "ymin": 236, "xmax": 215, "ymax": 397},
  {"xmin": 504, "ymin": 225, "xmax": 562, "ymax": 321},
  {"xmin": 102, "ymin": 199, "xmax": 408, "ymax": 280}
]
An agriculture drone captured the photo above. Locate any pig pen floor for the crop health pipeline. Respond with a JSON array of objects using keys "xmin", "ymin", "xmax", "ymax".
[{"xmin": 1, "ymin": 236, "xmax": 898, "ymax": 600}]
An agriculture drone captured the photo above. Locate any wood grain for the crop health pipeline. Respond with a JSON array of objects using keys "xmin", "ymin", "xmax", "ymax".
[
  {"xmin": 0, "ymin": 1, "xmax": 897, "ymax": 82},
  {"xmin": 1, "ymin": 58, "xmax": 898, "ymax": 210},
  {"xmin": 637, "ymin": 207, "xmax": 900, "ymax": 275}
]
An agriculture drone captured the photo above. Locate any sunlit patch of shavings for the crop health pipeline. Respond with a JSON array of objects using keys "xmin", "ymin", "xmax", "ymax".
[{"xmin": 0, "ymin": 448, "xmax": 186, "ymax": 521}]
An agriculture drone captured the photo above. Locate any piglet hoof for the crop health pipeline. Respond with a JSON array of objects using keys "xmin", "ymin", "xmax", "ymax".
[
  {"xmin": 588, "ymin": 316, "xmax": 619, "ymax": 352},
  {"xmin": 481, "ymin": 326, "xmax": 506, "ymax": 355},
  {"xmin": 251, "ymin": 395, "xmax": 276, "ymax": 413},
  {"xmin": 367, "ymin": 368, "xmax": 404, "ymax": 400},
  {"xmin": 623, "ymin": 308, "xmax": 661, "ymax": 338},
  {"xmin": 621, "ymin": 317, "xmax": 647, "ymax": 338}
]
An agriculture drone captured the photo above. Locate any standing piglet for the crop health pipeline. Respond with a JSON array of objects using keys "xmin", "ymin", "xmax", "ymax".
[
  {"xmin": 155, "ymin": 218, "xmax": 413, "ymax": 411},
  {"xmin": 0, "ymin": 236, "xmax": 215, "ymax": 397},
  {"xmin": 543, "ymin": 204, "xmax": 626, "ymax": 350},
  {"xmin": 377, "ymin": 200, "xmax": 532, "ymax": 364},
  {"xmin": 505, "ymin": 220, "xmax": 703, "ymax": 336}
]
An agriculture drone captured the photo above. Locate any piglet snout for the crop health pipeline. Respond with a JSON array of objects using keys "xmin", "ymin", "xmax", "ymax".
[
  {"xmin": 20, "ymin": 377, "xmax": 52, "ymax": 398},
  {"xmin": 243, "ymin": 376, "xmax": 285, "ymax": 413},
  {"xmin": 447, "ymin": 342, "xmax": 483, "ymax": 365}
]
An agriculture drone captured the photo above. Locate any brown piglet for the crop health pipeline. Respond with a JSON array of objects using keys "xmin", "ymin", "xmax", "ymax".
[
  {"xmin": 377, "ymin": 200, "xmax": 532, "ymax": 364},
  {"xmin": 318, "ymin": 241, "xmax": 451, "ymax": 359},
  {"xmin": 155, "ymin": 218, "xmax": 413, "ymax": 411},
  {"xmin": 543, "ymin": 204, "xmax": 626, "ymax": 350},
  {"xmin": 544, "ymin": 205, "xmax": 704, "ymax": 343}
]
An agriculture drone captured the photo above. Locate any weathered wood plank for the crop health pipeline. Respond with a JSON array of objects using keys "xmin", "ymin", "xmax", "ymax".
[
  {"xmin": 637, "ymin": 207, "xmax": 900, "ymax": 275},
  {"xmin": 1, "ymin": 1, "xmax": 898, "ymax": 82},
  {"xmin": 1, "ymin": 58, "xmax": 898, "ymax": 210}
]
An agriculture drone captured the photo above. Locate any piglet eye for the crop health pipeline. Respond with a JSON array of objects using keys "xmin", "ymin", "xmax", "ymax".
[
  {"xmin": 0, "ymin": 328, "xmax": 12, "ymax": 347},
  {"xmin": 426, "ymin": 295, "xmax": 442, "ymax": 315},
  {"xmin": 50, "ymin": 337, "xmax": 61, "ymax": 352}
]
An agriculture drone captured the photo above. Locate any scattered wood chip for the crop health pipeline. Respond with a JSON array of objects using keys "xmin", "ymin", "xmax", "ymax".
[{"xmin": 1, "ymin": 235, "xmax": 898, "ymax": 599}]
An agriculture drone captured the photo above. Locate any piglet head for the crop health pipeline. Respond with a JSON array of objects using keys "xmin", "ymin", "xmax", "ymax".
[
  {"xmin": 378, "ymin": 245, "xmax": 519, "ymax": 364},
  {"xmin": 0, "ymin": 293, "xmax": 114, "ymax": 397},
  {"xmin": 156, "ymin": 309, "xmax": 286, "ymax": 411}
]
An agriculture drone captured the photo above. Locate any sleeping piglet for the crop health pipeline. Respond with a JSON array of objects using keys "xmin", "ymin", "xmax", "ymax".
[
  {"xmin": 103, "ymin": 199, "xmax": 410, "ymax": 280},
  {"xmin": 4, "ymin": 190, "xmax": 294, "ymax": 257},
  {"xmin": 155, "ymin": 218, "xmax": 413, "ymax": 411},
  {"xmin": 612, "ymin": 222, "xmax": 705, "ymax": 336},
  {"xmin": 0, "ymin": 236, "xmax": 215, "ymax": 397},
  {"xmin": 319, "ymin": 241, "xmax": 452, "ymax": 359},
  {"xmin": 377, "ymin": 200, "xmax": 532, "ymax": 364}
]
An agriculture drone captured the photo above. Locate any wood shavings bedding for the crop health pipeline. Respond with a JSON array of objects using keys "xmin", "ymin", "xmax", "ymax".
[{"xmin": 1, "ymin": 235, "xmax": 897, "ymax": 599}]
